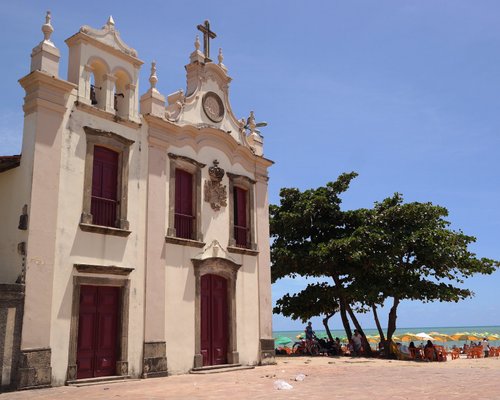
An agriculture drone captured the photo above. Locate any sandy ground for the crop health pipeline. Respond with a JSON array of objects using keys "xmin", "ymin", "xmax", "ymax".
[{"xmin": 1, "ymin": 355, "xmax": 499, "ymax": 400}]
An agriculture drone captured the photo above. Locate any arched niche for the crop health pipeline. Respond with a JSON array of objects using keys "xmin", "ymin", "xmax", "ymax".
[
  {"xmin": 113, "ymin": 68, "xmax": 132, "ymax": 118},
  {"xmin": 86, "ymin": 57, "xmax": 109, "ymax": 109}
]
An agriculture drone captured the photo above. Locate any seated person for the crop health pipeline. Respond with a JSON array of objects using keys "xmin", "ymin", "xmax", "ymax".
[
  {"xmin": 331, "ymin": 337, "xmax": 341, "ymax": 355},
  {"xmin": 408, "ymin": 341, "xmax": 419, "ymax": 359},
  {"xmin": 424, "ymin": 340, "xmax": 437, "ymax": 361},
  {"xmin": 400, "ymin": 343, "xmax": 410, "ymax": 355}
]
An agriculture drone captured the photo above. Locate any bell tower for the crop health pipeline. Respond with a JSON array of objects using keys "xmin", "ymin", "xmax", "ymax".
[{"xmin": 65, "ymin": 16, "xmax": 143, "ymax": 122}]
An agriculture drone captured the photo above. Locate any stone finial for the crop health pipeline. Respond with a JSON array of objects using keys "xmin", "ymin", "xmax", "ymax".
[
  {"xmin": 41, "ymin": 11, "xmax": 54, "ymax": 43},
  {"xmin": 218, "ymin": 48, "xmax": 227, "ymax": 72},
  {"xmin": 190, "ymin": 35, "xmax": 205, "ymax": 64},
  {"xmin": 149, "ymin": 61, "xmax": 158, "ymax": 90},
  {"xmin": 140, "ymin": 60, "xmax": 166, "ymax": 117},
  {"xmin": 107, "ymin": 15, "xmax": 115, "ymax": 27},
  {"xmin": 30, "ymin": 10, "xmax": 60, "ymax": 75}
]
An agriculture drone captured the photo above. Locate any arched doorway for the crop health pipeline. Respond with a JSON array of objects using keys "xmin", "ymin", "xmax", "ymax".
[
  {"xmin": 200, "ymin": 274, "xmax": 228, "ymax": 366},
  {"xmin": 192, "ymin": 247, "xmax": 241, "ymax": 369}
]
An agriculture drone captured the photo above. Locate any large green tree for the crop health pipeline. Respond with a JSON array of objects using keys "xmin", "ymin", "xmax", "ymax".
[
  {"xmin": 271, "ymin": 175, "xmax": 499, "ymax": 356},
  {"xmin": 345, "ymin": 193, "xmax": 499, "ymax": 347},
  {"xmin": 271, "ymin": 172, "xmax": 373, "ymax": 351}
]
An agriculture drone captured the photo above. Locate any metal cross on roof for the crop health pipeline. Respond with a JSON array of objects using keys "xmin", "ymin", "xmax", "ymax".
[{"xmin": 197, "ymin": 20, "xmax": 217, "ymax": 61}]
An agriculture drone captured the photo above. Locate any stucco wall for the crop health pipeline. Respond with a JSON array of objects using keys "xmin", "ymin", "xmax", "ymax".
[
  {"xmin": 0, "ymin": 113, "xmax": 37, "ymax": 284},
  {"xmin": 0, "ymin": 168, "xmax": 25, "ymax": 283},
  {"xmin": 47, "ymin": 107, "xmax": 147, "ymax": 384},
  {"xmin": 160, "ymin": 143, "xmax": 264, "ymax": 374}
]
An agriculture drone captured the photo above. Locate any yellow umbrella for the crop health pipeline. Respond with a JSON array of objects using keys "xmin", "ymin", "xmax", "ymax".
[
  {"xmin": 396, "ymin": 333, "xmax": 419, "ymax": 342},
  {"xmin": 365, "ymin": 335, "xmax": 380, "ymax": 344},
  {"xmin": 450, "ymin": 332, "xmax": 481, "ymax": 341},
  {"xmin": 428, "ymin": 332, "xmax": 452, "ymax": 342}
]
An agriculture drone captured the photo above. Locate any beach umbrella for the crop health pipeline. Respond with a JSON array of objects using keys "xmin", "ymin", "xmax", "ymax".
[
  {"xmin": 450, "ymin": 332, "xmax": 481, "ymax": 341},
  {"xmin": 365, "ymin": 335, "xmax": 381, "ymax": 344},
  {"xmin": 470, "ymin": 332, "xmax": 500, "ymax": 341},
  {"xmin": 274, "ymin": 336, "xmax": 294, "ymax": 347},
  {"xmin": 415, "ymin": 332, "xmax": 435, "ymax": 341},
  {"xmin": 428, "ymin": 332, "xmax": 452, "ymax": 342},
  {"xmin": 396, "ymin": 333, "xmax": 419, "ymax": 342},
  {"xmin": 315, "ymin": 332, "xmax": 330, "ymax": 340}
]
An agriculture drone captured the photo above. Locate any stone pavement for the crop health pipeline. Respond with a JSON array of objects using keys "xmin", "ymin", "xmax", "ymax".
[{"xmin": 1, "ymin": 356, "xmax": 499, "ymax": 400}]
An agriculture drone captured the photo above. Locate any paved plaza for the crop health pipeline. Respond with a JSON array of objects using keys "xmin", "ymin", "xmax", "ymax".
[{"xmin": 1, "ymin": 356, "xmax": 499, "ymax": 400}]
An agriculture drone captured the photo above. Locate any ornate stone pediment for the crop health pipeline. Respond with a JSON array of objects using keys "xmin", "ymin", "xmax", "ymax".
[
  {"xmin": 192, "ymin": 240, "xmax": 239, "ymax": 266},
  {"xmin": 80, "ymin": 16, "xmax": 138, "ymax": 57}
]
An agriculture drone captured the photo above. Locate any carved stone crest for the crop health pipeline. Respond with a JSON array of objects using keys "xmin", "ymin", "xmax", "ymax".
[{"xmin": 204, "ymin": 160, "xmax": 227, "ymax": 211}]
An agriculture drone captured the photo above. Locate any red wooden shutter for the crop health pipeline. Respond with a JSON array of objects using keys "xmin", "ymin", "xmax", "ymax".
[
  {"xmin": 175, "ymin": 169, "xmax": 193, "ymax": 239},
  {"xmin": 91, "ymin": 147, "xmax": 119, "ymax": 227},
  {"xmin": 234, "ymin": 187, "xmax": 248, "ymax": 247}
]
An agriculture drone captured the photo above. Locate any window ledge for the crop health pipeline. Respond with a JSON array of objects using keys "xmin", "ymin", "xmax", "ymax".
[
  {"xmin": 75, "ymin": 101, "xmax": 142, "ymax": 129},
  {"xmin": 227, "ymin": 246, "xmax": 259, "ymax": 256},
  {"xmin": 79, "ymin": 223, "xmax": 132, "ymax": 237},
  {"xmin": 74, "ymin": 264, "xmax": 134, "ymax": 276},
  {"xmin": 165, "ymin": 236, "xmax": 205, "ymax": 248}
]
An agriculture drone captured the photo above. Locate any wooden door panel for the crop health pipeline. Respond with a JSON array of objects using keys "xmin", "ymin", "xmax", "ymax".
[
  {"xmin": 200, "ymin": 275, "xmax": 228, "ymax": 366},
  {"xmin": 200, "ymin": 275, "xmax": 211, "ymax": 366},
  {"xmin": 77, "ymin": 286, "xmax": 98, "ymax": 379},
  {"xmin": 211, "ymin": 276, "xmax": 228, "ymax": 365},
  {"xmin": 77, "ymin": 285, "xmax": 119, "ymax": 379},
  {"xmin": 95, "ymin": 287, "xmax": 119, "ymax": 377}
]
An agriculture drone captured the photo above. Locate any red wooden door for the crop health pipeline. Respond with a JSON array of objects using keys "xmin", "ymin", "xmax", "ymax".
[
  {"xmin": 91, "ymin": 146, "xmax": 119, "ymax": 227},
  {"xmin": 200, "ymin": 274, "xmax": 228, "ymax": 366},
  {"xmin": 77, "ymin": 286, "xmax": 120, "ymax": 379}
]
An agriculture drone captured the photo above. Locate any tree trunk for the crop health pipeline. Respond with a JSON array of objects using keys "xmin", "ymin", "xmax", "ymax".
[
  {"xmin": 332, "ymin": 275, "xmax": 352, "ymax": 340},
  {"xmin": 345, "ymin": 303, "xmax": 372, "ymax": 356},
  {"xmin": 339, "ymin": 298, "xmax": 352, "ymax": 340},
  {"xmin": 372, "ymin": 304, "xmax": 385, "ymax": 342},
  {"xmin": 384, "ymin": 297, "xmax": 400, "ymax": 358},
  {"xmin": 322, "ymin": 312, "xmax": 335, "ymax": 342}
]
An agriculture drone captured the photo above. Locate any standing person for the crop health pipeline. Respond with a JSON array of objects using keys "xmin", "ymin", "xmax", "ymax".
[
  {"xmin": 482, "ymin": 338, "xmax": 490, "ymax": 358},
  {"xmin": 352, "ymin": 329, "xmax": 363, "ymax": 356},
  {"xmin": 305, "ymin": 321, "xmax": 314, "ymax": 342}
]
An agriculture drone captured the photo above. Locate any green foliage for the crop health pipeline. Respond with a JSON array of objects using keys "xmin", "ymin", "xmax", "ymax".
[
  {"xmin": 270, "ymin": 172, "xmax": 358, "ymax": 283},
  {"xmin": 349, "ymin": 193, "xmax": 498, "ymax": 306},
  {"xmin": 273, "ymin": 283, "xmax": 339, "ymax": 322},
  {"xmin": 271, "ymin": 174, "xmax": 499, "ymax": 338}
]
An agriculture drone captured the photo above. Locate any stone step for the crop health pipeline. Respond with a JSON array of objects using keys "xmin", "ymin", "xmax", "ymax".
[
  {"xmin": 67, "ymin": 375, "xmax": 137, "ymax": 387},
  {"xmin": 190, "ymin": 364, "xmax": 255, "ymax": 374}
]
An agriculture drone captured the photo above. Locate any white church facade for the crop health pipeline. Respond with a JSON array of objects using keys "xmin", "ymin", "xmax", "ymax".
[{"xmin": 0, "ymin": 13, "xmax": 274, "ymax": 390}]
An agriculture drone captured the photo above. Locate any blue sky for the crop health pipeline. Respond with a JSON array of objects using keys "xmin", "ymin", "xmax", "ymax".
[{"xmin": 1, "ymin": 1, "xmax": 499, "ymax": 331}]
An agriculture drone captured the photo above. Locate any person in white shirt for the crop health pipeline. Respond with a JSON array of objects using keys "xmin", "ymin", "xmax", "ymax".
[
  {"xmin": 351, "ymin": 329, "xmax": 363, "ymax": 356},
  {"xmin": 482, "ymin": 338, "xmax": 490, "ymax": 358}
]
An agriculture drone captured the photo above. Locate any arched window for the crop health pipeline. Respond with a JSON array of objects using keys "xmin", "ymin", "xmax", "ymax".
[
  {"xmin": 88, "ymin": 59, "xmax": 107, "ymax": 109},
  {"xmin": 113, "ymin": 70, "xmax": 130, "ymax": 118}
]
